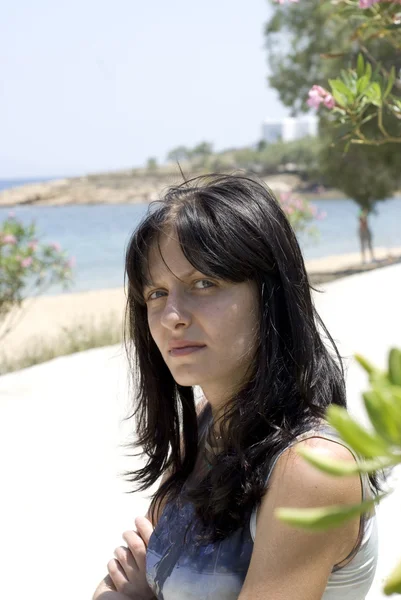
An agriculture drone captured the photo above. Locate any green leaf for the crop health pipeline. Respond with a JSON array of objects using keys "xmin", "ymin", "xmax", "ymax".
[
  {"xmin": 331, "ymin": 89, "xmax": 348, "ymax": 108},
  {"xmin": 296, "ymin": 446, "xmax": 399, "ymax": 477},
  {"xmin": 364, "ymin": 82, "xmax": 382, "ymax": 107},
  {"xmin": 370, "ymin": 370, "xmax": 392, "ymax": 387},
  {"xmin": 357, "ymin": 74, "xmax": 372, "ymax": 96},
  {"xmin": 383, "ymin": 67, "xmax": 396, "ymax": 100},
  {"xmin": 387, "ymin": 385, "xmax": 401, "ymax": 405},
  {"xmin": 363, "ymin": 388, "xmax": 401, "ymax": 446},
  {"xmin": 329, "ymin": 79, "xmax": 355, "ymax": 103},
  {"xmin": 275, "ymin": 493, "xmax": 386, "ymax": 532},
  {"xmin": 384, "ymin": 557, "xmax": 401, "ymax": 595},
  {"xmin": 357, "ymin": 54, "xmax": 365, "ymax": 79},
  {"xmin": 388, "ymin": 348, "xmax": 401, "ymax": 386},
  {"xmin": 385, "ymin": 23, "xmax": 401, "ymax": 30},
  {"xmin": 340, "ymin": 69, "xmax": 356, "ymax": 94},
  {"xmin": 365, "ymin": 62, "xmax": 372, "ymax": 81},
  {"xmin": 354, "ymin": 353, "xmax": 377, "ymax": 376},
  {"xmin": 325, "ymin": 405, "xmax": 392, "ymax": 458}
]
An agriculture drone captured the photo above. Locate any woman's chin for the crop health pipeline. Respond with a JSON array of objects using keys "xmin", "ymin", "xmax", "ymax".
[
  {"xmin": 170, "ymin": 367, "xmax": 206, "ymax": 388},
  {"xmin": 173, "ymin": 375, "xmax": 202, "ymax": 387}
]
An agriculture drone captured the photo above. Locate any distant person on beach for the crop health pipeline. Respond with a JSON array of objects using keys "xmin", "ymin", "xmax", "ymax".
[
  {"xmin": 93, "ymin": 175, "xmax": 380, "ymax": 600},
  {"xmin": 358, "ymin": 207, "xmax": 375, "ymax": 264}
]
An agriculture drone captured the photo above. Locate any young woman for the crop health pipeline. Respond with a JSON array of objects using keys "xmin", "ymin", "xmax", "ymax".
[{"xmin": 94, "ymin": 174, "xmax": 380, "ymax": 600}]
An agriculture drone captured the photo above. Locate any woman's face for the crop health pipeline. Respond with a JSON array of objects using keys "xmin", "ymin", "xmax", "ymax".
[{"xmin": 144, "ymin": 229, "xmax": 260, "ymax": 408}]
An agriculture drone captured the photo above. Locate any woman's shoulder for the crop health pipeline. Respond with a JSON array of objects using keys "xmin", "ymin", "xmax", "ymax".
[
  {"xmin": 290, "ymin": 429, "xmax": 360, "ymax": 463},
  {"xmin": 273, "ymin": 432, "xmax": 362, "ymax": 502},
  {"xmin": 274, "ymin": 421, "xmax": 363, "ymax": 500},
  {"xmin": 241, "ymin": 433, "xmax": 365, "ymax": 599},
  {"xmin": 253, "ymin": 432, "xmax": 363, "ymax": 558}
]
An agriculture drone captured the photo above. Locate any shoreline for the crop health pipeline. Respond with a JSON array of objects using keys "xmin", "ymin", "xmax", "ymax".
[
  {"xmin": 1, "ymin": 246, "xmax": 400, "ymax": 368},
  {"xmin": 2, "ymin": 174, "xmax": 400, "ymax": 207}
]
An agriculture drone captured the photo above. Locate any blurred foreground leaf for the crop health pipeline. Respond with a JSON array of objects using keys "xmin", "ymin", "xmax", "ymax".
[
  {"xmin": 275, "ymin": 493, "xmax": 386, "ymax": 532},
  {"xmin": 389, "ymin": 349, "xmax": 401, "ymax": 387},
  {"xmin": 326, "ymin": 405, "xmax": 393, "ymax": 459},
  {"xmin": 354, "ymin": 353, "xmax": 378, "ymax": 376},
  {"xmin": 295, "ymin": 446, "xmax": 400, "ymax": 477},
  {"xmin": 363, "ymin": 387, "xmax": 401, "ymax": 446},
  {"xmin": 384, "ymin": 557, "xmax": 401, "ymax": 596}
]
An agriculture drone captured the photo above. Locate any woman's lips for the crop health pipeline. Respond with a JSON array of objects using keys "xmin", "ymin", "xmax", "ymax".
[{"xmin": 169, "ymin": 345, "xmax": 206, "ymax": 357}]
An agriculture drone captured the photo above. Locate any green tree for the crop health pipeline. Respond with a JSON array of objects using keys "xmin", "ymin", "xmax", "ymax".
[
  {"xmin": 166, "ymin": 145, "xmax": 191, "ymax": 163},
  {"xmin": 191, "ymin": 141, "xmax": 213, "ymax": 158},
  {"xmin": 265, "ymin": 1, "xmax": 351, "ymax": 114},
  {"xmin": 146, "ymin": 157, "xmax": 158, "ymax": 172},
  {"xmin": 258, "ymin": 137, "xmax": 321, "ymax": 177},
  {"xmin": 317, "ymin": 136, "xmax": 400, "ymax": 250},
  {"xmin": 190, "ymin": 141, "xmax": 214, "ymax": 169},
  {"xmin": 0, "ymin": 214, "xmax": 74, "ymax": 341},
  {"xmin": 265, "ymin": 0, "xmax": 401, "ymax": 231},
  {"xmin": 265, "ymin": 0, "xmax": 401, "ymax": 145}
]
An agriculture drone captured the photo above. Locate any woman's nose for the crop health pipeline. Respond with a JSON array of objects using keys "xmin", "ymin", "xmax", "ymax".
[{"xmin": 160, "ymin": 292, "xmax": 192, "ymax": 331}]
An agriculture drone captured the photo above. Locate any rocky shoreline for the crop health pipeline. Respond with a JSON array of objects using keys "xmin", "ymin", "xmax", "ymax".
[{"xmin": 0, "ymin": 170, "xmax": 338, "ymax": 207}]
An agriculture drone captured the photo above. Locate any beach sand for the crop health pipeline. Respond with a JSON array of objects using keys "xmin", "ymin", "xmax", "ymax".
[{"xmin": 1, "ymin": 246, "xmax": 401, "ymax": 366}]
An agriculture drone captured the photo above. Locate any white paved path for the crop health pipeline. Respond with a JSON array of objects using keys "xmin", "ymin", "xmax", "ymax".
[{"xmin": 0, "ymin": 264, "xmax": 400, "ymax": 600}]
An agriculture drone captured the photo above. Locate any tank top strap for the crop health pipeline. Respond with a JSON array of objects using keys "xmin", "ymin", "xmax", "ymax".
[
  {"xmin": 250, "ymin": 419, "xmax": 374, "ymax": 570},
  {"xmin": 298, "ymin": 420, "xmax": 372, "ymax": 503},
  {"xmin": 305, "ymin": 420, "xmax": 377, "ymax": 570}
]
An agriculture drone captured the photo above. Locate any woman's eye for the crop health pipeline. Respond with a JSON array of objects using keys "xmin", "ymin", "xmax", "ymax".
[
  {"xmin": 194, "ymin": 279, "xmax": 215, "ymax": 290},
  {"xmin": 147, "ymin": 290, "xmax": 166, "ymax": 301},
  {"xmin": 146, "ymin": 280, "xmax": 214, "ymax": 301}
]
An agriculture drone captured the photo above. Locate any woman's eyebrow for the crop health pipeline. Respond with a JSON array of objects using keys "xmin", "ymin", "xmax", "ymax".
[{"xmin": 143, "ymin": 267, "xmax": 200, "ymax": 289}]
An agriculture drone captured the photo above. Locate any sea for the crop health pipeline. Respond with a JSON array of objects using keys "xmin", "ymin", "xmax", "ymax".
[{"xmin": 1, "ymin": 178, "xmax": 400, "ymax": 296}]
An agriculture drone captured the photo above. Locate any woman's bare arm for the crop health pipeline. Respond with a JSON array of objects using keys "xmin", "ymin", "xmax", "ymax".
[
  {"xmin": 92, "ymin": 476, "xmax": 168, "ymax": 600},
  {"xmin": 93, "ymin": 398, "xmax": 208, "ymax": 600},
  {"xmin": 238, "ymin": 438, "xmax": 362, "ymax": 600}
]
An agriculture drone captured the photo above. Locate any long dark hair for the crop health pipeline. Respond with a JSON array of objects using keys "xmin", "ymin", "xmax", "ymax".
[{"xmin": 123, "ymin": 173, "xmax": 382, "ymax": 542}]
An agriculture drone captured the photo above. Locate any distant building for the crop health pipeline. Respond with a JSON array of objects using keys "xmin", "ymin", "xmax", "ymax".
[
  {"xmin": 262, "ymin": 120, "xmax": 283, "ymax": 144},
  {"xmin": 262, "ymin": 116, "xmax": 318, "ymax": 144}
]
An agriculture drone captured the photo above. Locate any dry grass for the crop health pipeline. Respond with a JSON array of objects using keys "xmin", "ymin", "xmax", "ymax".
[{"xmin": 0, "ymin": 314, "xmax": 123, "ymax": 375}]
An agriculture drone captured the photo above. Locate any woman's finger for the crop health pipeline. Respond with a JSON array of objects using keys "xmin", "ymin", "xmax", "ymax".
[
  {"xmin": 114, "ymin": 545, "xmax": 139, "ymax": 581},
  {"xmin": 134, "ymin": 516, "xmax": 154, "ymax": 547},
  {"xmin": 107, "ymin": 558, "xmax": 136, "ymax": 596},
  {"xmin": 122, "ymin": 530, "xmax": 147, "ymax": 573}
]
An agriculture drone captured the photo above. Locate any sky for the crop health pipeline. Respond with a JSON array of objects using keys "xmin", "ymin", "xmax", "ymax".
[{"xmin": 1, "ymin": 0, "xmax": 289, "ymax": 178}]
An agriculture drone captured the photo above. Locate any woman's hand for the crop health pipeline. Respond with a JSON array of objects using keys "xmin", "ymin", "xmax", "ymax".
[
  {"xmin": 106, "ymin": 516, "xmax": 155, "ymax": 600},
  {"xmin": 92, "ymin": 575, "xmax": 132, "ymax": 599}
]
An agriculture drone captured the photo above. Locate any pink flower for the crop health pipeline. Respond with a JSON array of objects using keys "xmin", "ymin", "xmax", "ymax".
[
  {"xmin": 311, "ymin": 85, "xmax": 327, "ymax": 96},
  {"xmin": 280, "ymin": 192, "xmax": 292, "ymax": 204},
  {"xmin": 2, "ymin": 234, "xmax": 17, "ymax": 245},
  {"xmin": 307, "ymin": 90, "xmax": 324, "ymax": 109},
  {"xmin": 67, "ymin": 256, "xmax": 76, "ymax": 269},
  {"xmin": 323, "ymin": 94, "xmax": 336, "ymax": 109},
  {"xmin": 28, "ymin": 240, "xmax": 38, "ymax": 251},
  {"xmin": 50, "ymin": 242, "xmax": 61, "ymax": 252},
  {"xmin": 307, "ymin": 85, "xmax": 336, "ymax": 110},
  {"xmin": 21, "ymin": 257, "xmax": 33, "ymax": 268},
  {"xmin": 359, "ymin": 0, "xmax": 380, "ymax": 8}
]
